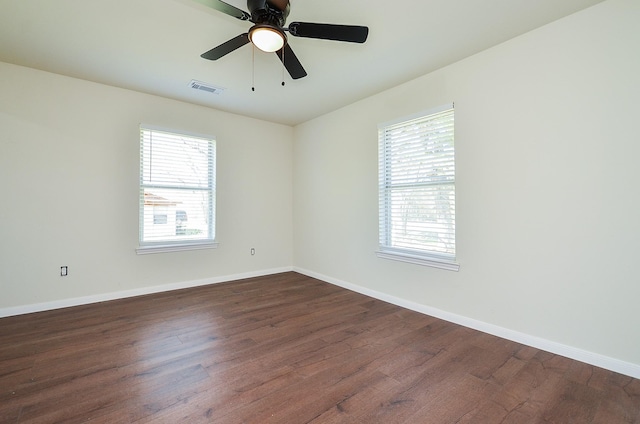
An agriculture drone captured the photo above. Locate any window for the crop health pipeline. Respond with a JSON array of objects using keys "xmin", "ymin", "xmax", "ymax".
[
  {"xmin": 137, "ymin": 125, "xmax": 217, "ymax": 254},
  {"xmin": 377, "ymin": 104, "xmax": 458, "ymax": 271}
]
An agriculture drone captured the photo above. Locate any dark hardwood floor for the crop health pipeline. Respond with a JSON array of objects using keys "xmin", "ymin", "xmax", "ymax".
[{"xmin": 1, "ymin": 272, "xmax": 638, "ymax": 423}]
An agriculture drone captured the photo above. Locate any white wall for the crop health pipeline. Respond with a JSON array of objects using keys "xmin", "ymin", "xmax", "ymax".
[
  {"xmin": 0, "ymin": 62, "xmax": 293, "ymax": 310},
  {"xmin": 293, "ymin": 0, "xmax": 640, "ymax": 370}
]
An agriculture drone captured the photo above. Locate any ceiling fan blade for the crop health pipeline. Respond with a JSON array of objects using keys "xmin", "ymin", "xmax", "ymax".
[
  {"xmin": 288, "ymin": 22, "xmax": 369, "ymax": 43},
  {"xmin": 201, "ymin": 34, "xmax": 250, "ymax": 60},
  {"xmin": 191, "ymin": 0, "xmax": 251, "ymax": 21},
  {"xmin": 275, "ymin": 44, "xmax": 307, "ymax": 79}
]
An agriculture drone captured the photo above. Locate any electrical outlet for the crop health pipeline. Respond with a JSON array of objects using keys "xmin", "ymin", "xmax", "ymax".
[
  {"xmin": 250, "ymin": 248, "xmax": 255, "ymax": 256},
  {"xmin": 60, "ymin": 266, "xmax": 68, "ymax": 277}
]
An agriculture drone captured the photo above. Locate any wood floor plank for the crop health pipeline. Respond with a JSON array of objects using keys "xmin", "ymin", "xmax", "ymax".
[{"xmin": 0, "ymin": 272, "xmax": 638, "ymax": 423}]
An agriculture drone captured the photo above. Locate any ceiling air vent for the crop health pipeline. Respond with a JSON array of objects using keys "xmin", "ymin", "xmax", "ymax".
[{"xmin": 189, "ymin": 80, "xmax": 225, "ymax": 95}]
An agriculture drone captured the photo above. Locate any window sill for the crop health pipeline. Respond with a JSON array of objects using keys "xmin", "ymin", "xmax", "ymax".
[
  {"xmin": 136, "ymin": 241, "xmax": 219, "ymax": 255},
  {"xmin": 376, "ymin": 250, "xmax": 459, "ymax": 272}
]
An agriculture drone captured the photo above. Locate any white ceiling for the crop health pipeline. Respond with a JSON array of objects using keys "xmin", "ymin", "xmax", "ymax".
[{"xmin": 0, "ymin": 0, "xmax": 604, "ymax": 126}]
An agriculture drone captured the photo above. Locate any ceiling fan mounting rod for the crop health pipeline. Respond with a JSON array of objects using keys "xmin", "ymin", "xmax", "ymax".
[{"xmin": 247, "ymin": 0, "xmax": 289, "ymax": 27}]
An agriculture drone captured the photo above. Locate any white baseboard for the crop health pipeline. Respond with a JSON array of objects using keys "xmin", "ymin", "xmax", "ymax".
[
  {"xmin": 293, "ymin": 267, "xmax": 640, "ymax": 380},
  {"xmin": 0, "ymin": 267, "xmax": 293, "ymax": 319}
]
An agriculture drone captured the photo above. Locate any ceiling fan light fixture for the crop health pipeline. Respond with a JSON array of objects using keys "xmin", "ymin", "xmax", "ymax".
[{"xmin": 249, "ymin": 25, "xmax": 285, "ymax": 52}]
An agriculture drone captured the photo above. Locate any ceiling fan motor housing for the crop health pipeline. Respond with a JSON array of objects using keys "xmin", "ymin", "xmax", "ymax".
[{"xmin": 248, "ymin": 0, "xmax": 290, "ymax": 27}]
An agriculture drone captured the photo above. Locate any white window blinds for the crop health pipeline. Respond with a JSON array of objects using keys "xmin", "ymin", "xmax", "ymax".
[
  {"xmin": 139, "ymin": 126, "xmax": 216, "ymax": 249},
  {"xmin": 378, "ymin": 104, "xmax": 457, "ymax": 269}
]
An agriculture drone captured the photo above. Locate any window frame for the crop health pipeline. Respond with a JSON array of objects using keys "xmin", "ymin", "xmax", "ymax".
[
  {"xmin": 136, "ymin": 125, "xmax": 218, "ymax": 255},
  {"xmin": 376, "ymin": 103, "xmax": 459, "ymax": 271}
]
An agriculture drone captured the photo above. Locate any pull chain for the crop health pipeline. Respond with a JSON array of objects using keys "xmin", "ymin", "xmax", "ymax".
[
  {"xmin": 251, "ymin": 44, "xmax": 255, "ymax": 92},
  {"xmin": 281, "ymin": 45, "xmax": 285, "ymax": 86},
  {"xmin": 252, "ymin": 44, "xmax": 287, "ymax": 89}
]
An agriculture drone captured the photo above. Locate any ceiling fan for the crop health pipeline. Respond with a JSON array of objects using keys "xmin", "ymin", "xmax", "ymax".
[{"xmin": 196, "ymin": 0, "xmax": 369, "ymax": 80}]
